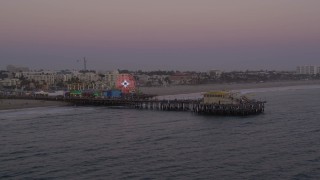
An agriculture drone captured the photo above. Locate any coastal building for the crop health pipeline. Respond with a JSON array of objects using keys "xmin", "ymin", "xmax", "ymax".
[
  {"xmin": 56, "ymin": 73, "xmax": 74, "ymax": 82},
  {"xmin": 148, "ymin": 75, "xmax": 169, "ymax": 86},
  {"xmin": 76, "ymin": 72, "xmax": 100, "ymax": 82},
  {"xmin": 0, "ymin": 71, "xmax": 10, "ymax": 79},
  {"xmin": 0, "ymin": 78, "xmax": 21, "ymax": 88},
  {"xmin": 169, "ymin": 73, "xmax": 193, "ymax": 85},
  {"xmin": 67, "ymin": 83, "xmax": 93, "ymax": 90},
  {"xmin": 208, "ymin": 70, "xmax": 222, "ymax": 79},
  {"xmin": 135, "ymin": 74, "xmax": 149, "ymax": 86},
  {"xmin": 15, "ymin": 71, "xmax": 56, "ymax": 85},
  {"xmin": 296, "ymin": 66, "xmax": 318, "ymax": 75},
  {"xmin": 105, "ymin": 70, "xmax": 119, "ymax": 88}
]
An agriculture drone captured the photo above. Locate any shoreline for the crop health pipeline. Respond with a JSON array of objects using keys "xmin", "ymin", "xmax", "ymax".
[
  {"xmin": 0, "ymin": 99, "xmax": 70, "ymax": 111},
  {"xmin": 140, "ymin": 80, "xmax": 320, "ymax": 96}
]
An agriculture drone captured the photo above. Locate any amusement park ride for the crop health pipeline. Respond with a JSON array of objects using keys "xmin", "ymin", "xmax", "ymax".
[{"xmin": 116, "ymin": 74, "xmax": 136, "ymax": 94}]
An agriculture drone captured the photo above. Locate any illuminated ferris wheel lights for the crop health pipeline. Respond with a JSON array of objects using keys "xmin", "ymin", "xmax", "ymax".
[{"xmin": 121, "ymin": 80, "xmax": 130, "ymax": 88}]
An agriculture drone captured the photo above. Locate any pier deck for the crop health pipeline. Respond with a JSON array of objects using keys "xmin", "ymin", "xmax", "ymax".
[{"xmin": 1, "ymin": 96, "xmax": 265, "ymax": 116}]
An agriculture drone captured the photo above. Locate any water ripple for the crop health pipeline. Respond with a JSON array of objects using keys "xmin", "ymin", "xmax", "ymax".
[{"xmin": 1, "ymin": 88, "xmax": 320, "ymax": 179}]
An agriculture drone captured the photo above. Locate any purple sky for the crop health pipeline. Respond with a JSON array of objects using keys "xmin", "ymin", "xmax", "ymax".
[{"xmin": 1, "ymin": 0, "xmax": 320, "ymax": 71}]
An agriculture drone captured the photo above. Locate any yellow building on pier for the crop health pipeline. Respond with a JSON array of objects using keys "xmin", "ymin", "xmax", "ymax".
[{"xmin": 203, "ymin": 91, "xmax": 237, "ymax": 104}]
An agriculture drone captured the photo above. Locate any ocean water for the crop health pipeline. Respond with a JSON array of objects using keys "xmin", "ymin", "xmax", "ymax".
[{"xmin": 1, "ymin": 86, "xmax": 320, "ymax": 179}]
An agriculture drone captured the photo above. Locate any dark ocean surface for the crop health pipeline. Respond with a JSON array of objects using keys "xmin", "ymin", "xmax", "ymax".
[{"xmin": 1, "ymin": 86, "xmax": 320, "ymax": 179}]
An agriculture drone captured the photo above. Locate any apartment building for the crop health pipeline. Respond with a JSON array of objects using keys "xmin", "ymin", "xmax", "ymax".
[{"xmin": 296, "ymin": 66, "xmax": 318, "ymax": 75}]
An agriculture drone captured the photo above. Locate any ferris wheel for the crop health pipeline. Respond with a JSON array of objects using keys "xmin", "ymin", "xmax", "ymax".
[{"xmin": 116, "ymin": 74, "xmax": 136, "ymax": 94}]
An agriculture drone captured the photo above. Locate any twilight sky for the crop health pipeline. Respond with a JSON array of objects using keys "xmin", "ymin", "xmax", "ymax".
[{"xmin": 1, "ymin": 0, "xmax": 320, "ymax": 71}]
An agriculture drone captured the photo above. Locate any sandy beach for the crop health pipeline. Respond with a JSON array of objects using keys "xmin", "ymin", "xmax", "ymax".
[
  {"xmin": 140, "ymin": 80, "xmax": 320, "ymax": 96},
  {"xmin": 0, "ymin": 99, "xmax": 69, "ymax": 110}
]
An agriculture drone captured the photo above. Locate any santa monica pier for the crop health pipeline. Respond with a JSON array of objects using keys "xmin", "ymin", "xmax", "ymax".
[{"xmin": 2, "ymin": 72, "xmax": 265, "ymax": 116}]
